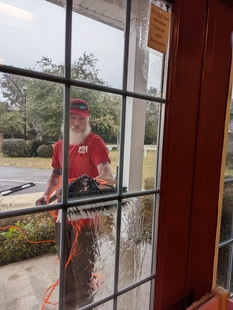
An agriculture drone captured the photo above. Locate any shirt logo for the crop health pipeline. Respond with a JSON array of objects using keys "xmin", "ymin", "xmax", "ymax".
[{"xmin": 78, "ymin": 145, "xmax": 88, "ymax": 154}]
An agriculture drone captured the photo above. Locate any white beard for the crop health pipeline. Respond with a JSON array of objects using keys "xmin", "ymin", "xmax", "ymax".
[{"xmin": 69, "ymin": 122, "xmax": 91, "ymax": 145}]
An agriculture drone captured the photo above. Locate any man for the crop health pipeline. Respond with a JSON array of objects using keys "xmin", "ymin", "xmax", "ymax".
[{"xmin": 36, "ymin": 98, "xmax": 114, "ymax": 309}]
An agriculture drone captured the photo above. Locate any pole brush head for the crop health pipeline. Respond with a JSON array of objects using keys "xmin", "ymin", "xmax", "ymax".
[{"xmin": 53, "ymin": 175, "xmax": 133, "ymax": 222}]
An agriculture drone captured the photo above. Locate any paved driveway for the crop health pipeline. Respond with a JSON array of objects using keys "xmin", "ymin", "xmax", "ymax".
[
  {"xmin": 0, "ymin": 166, "xmax": 51, "ymax": 194},
  {"xmin": 0, "ymin": 167, "xmax": 52, "ymax": 211}
]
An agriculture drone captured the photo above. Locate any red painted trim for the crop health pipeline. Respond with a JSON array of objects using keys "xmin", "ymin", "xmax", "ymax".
[{"xmin": 154, "ymin": 0, "xmax": 233, "ymax": 308}]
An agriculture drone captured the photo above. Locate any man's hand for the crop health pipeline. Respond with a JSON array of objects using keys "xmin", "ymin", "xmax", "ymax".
[
  {"xmin": 54, "ymin": 185, "xmax": 62, "ymax": 202},
  {"xmin": 35, "ymin": 171, "xmax": 60, "ymax": 206},
  {"xmin": 35, "ymin": 194, "xmax": 47, "ymax": 206},
  {"xmin": 96, "ymin": 162, "xmax": 114, "ymax": 188}
]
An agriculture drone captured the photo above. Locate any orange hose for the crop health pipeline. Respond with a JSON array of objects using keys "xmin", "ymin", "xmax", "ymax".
[
  {"xmin": 1, "ymin": 220, "xmax": 103, "ymax": 309},
  {"xmin": 1, "ymin": 176, "xmax": 107, "ymax": 309},
  {"xmin": 40, "ymin": 222, "xmax": 81, "ymax": 310},
  {"xmin": 0, "ymin": 225, "xmax": 56, "ymax": 244}
]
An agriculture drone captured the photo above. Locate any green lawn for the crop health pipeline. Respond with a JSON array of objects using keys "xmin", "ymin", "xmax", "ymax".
[
  {"xmin": 1, "ymin": 150, "xmax": 232, "ymax": 183},
  {"xmin": 0, "ymin": 149, "xmax": 157, "ymax": 186}
]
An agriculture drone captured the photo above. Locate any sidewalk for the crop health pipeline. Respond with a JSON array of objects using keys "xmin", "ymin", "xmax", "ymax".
[
  {"xmin": 0, "ymin": 193, "xmax": 59, "ymax": 310},
  {"xmin": 0, "ymin": 192, "xmax": 42, "ymax": 212},
  {"xmin": 0, "ymin": 253, "xmax": 59, "ymax": 310}
]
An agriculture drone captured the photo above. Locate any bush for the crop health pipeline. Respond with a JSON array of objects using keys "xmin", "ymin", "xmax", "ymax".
[
  {"xmin": 112, "ymin": 146, "xmax": 117, "ymax": 151},
  {"xmin": 37, "ymin": 144, "xmax": 53, "ymax": 158},
  {"xmin": 2, "ymin": 139, "xmax": 31, "ymax": 157},
  {"xmin": 0, "ymin": 213, "xmax": 56, "ymax": 266},
  {"xmin": 28, "ymin": 139, "xmax": 48, "ymax": 157}
]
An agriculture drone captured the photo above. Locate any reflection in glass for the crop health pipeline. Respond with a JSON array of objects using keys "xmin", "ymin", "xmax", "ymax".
[
  {"xmin": 225, "ymin": 97, "xmax": 233, "ymax": 179},
  {"xmin": 220, "ymin": 183, "xmax": 233, "ymax": 243},
  {"xmin": 218, "ymin": 91, "xmax": 233, "ymax": 292},
  {"xmin": 217, "ymin": 244, "xmax": 232, "ymax": 290},
  {"xmin": 128, "ymin": 0, "xmax": 169, "ymax": 96}
]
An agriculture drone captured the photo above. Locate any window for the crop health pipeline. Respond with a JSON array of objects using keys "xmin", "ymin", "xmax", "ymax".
[
  {"xmin": 0, "ymin": 0, "xmax": 170, "ymax": 309},
  {"xmin": 217, "ymin": 92, "xmax": 233, "ymax": 295}
]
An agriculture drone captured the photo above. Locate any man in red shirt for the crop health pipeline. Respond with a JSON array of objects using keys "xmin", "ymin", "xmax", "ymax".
[{"xmin": 36, "ymin": 98, "xmax": 114, "ymax": 309}]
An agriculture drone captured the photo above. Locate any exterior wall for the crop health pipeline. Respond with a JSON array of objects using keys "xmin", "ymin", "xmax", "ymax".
[{"xmin": 154, "ymin": 0, "xmax": 233, "ymax": 308}]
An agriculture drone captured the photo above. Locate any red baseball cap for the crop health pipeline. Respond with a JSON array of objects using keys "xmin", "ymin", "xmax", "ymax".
[{"xmin": 70, "ymin": 99, "xmax": 90, "ymax": 118}]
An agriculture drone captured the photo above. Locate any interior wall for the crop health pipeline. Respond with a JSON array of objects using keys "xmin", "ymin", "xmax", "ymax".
[{"xmin": 154, "ymin": 0, "xmax": 233, "ymax": 308}]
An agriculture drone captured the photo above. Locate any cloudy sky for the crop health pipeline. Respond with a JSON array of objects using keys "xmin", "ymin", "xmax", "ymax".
[{"xmin": 0, "ymin": 0, "xmax": 125, "ymax": 88}]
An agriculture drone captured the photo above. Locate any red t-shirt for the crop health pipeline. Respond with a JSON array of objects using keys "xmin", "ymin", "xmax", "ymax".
[
  {"xmin": 52, "ymin": 133, "xmax": 110, "ymax": 179},
  {"xmin": 52, "ymin": 133, "xmax": 110, "ymax": 226}
]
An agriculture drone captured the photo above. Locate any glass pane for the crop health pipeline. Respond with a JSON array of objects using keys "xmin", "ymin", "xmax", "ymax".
[
  {"xmin": 117, "ymin": 281, "xmax": 151, "ymax": 310},
  {"xmin": 128, "ymin": 0, "xmax": 170, "ymax": 96},
  {"xmin": 225, "ymin": 99, "xmax": 233, "ymax": 179},
  {"xmin": 217, "ymin": 244, "xmax": 232, "ymax": 290},
  {"xmin": 0, "ymin": 211, "xmax": 59, "ymax": 309},
  {"xmin": 122, "ymin": 97, "xmax": 160, "ymax": 192},
  {"xmin": 0, "ymin": 1, "xmax": 168, "ymax": 308},
  {"xmin": 0, "ymin": 73, "xmax": 64, "ymax": 212},
  {"xmin": 143, "ymin": 100, "xmax": 161, "ymax": 189},
  {"xmin": 94, "ymin": 300, "xmax": 113, "ymax": 309},
  {"xmin": 118, "ymin": 195, "xmax": 154, "ymax": 290},
  {"xmin": 220, "ymin": 183, "xmax": 233, "ymax": 243},
  {"xmin": 72, "ymin": 4, "xmax": 125, "ymax": 88},
  {"xmin": 69, "ymin": 86, "xmax": 121, "ymax": 177},
  {"xmin": 218, "ymin": 91, "xmax": 233, "ymax": 291},
  {"xmin": 0, "ymin": 0, "xmax": 65, "ymax": 75},
  {"xmin": 58, "ymin": 202, "xmax": 117, "ymax": 308}
]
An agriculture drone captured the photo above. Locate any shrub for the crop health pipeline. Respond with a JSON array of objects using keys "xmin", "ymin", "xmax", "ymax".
[
  {"xmin": 112, "ymin": 146, "xmax": 117, "ymax": 151},
  {"xmin": 0, "ymin": 213, "xmax": 56, "ymax": 266},
  {"xmin": 28, "ymin": 139, "xmax": 47, "ymax": 157},
  {"xmin": 2, "ymin": 139, "xmax": 31, "ymax": 157},
  {"xmin": 37, "ymin": 144, "xmax": 53, "ymax": 158}
]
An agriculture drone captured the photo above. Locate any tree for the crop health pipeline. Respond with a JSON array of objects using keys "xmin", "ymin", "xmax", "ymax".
[
  {"xmin": 0, "ymin": 53, "xmax": 121, "ymax": 142},
  {"xmin": 0, "ymin": 74, "xmax": 26, "ymax": 111},
  {"xmin": 0, "ymin": 100, "xmax": 9, "ymax": 115},
  {"xmin": 145, "ymin": 87, "xmax": 161, "ymax": 144},
  {"xmin": 32, "ymin": 54, "xmax": 120, "ymax": 141},
  {"xmin": 71, "ymin": 52, "xmax": 106, "ymax": 85},
  {"xmin": 0, "ymin": 109, "xmax": 24, "ymax": 138},
  {"xmin": 27, "ymin": 79, "xmax": 63, "ymax": 141}
]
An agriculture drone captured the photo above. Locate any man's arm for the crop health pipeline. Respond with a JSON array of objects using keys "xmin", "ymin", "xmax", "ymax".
[
  {"xmin": 35, "ymin": 171, "xmax": 60, "ymax": 206},
  {"xmin": 96, "ymin": 162, "xmax": 114, "ymax": 187}
]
